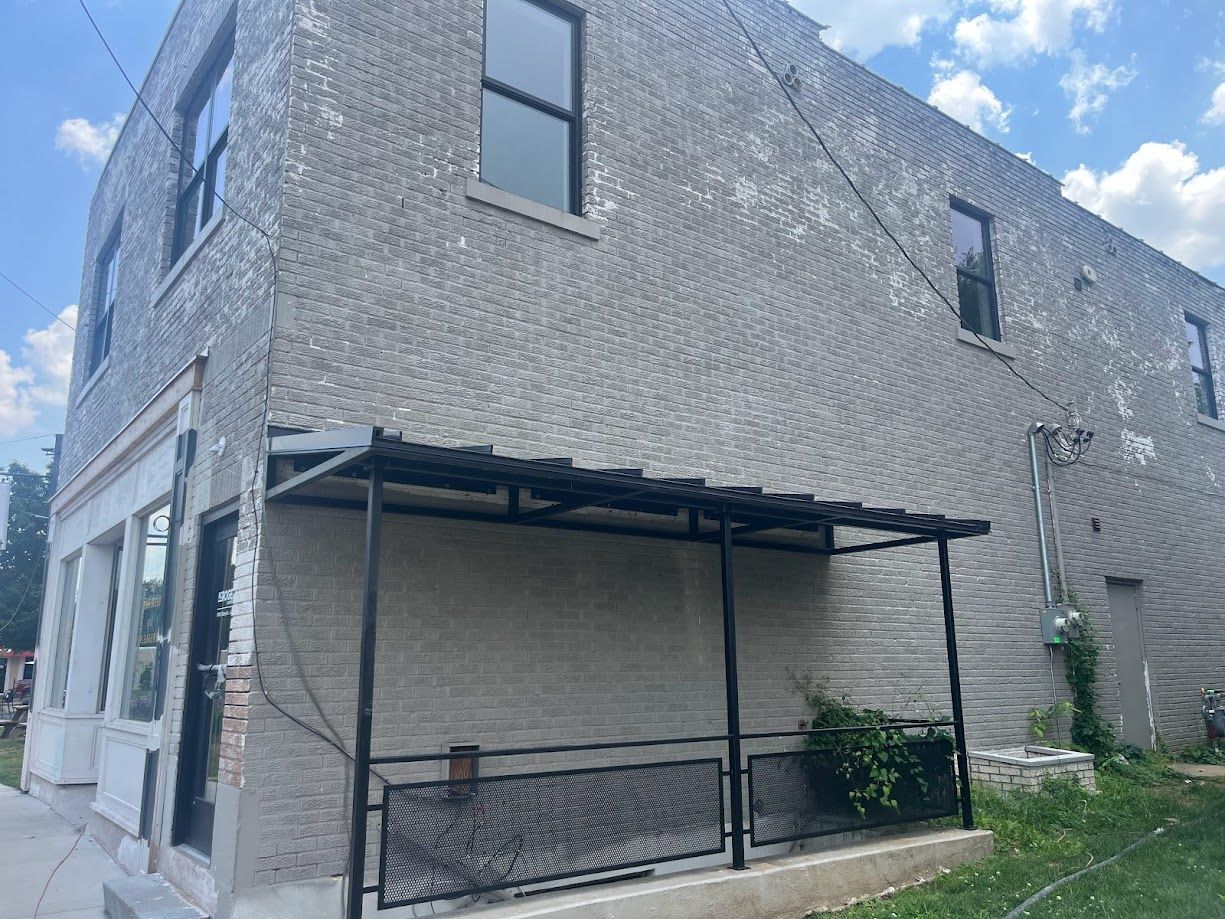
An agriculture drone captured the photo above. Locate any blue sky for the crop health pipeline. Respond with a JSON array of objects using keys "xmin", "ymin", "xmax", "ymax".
[{"xmin": 2, "ymin": 0, "xmax": 1223, "ymax": 471}]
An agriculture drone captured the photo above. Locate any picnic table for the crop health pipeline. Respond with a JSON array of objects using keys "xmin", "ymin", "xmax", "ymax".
[{"xmin": 1, "ymin": 705, "xmax": 28, "ymax": 739}]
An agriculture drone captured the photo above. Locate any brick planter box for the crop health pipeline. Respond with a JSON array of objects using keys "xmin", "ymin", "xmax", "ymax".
[{"xmin": 968, "ymin": 745, "xmax": 1096, "ymax": 793}]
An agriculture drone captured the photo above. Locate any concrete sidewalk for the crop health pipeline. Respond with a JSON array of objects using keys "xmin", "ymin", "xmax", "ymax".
[{"xmin": 0, "ymin": 782, "xmax": 125, "ymax": 919}]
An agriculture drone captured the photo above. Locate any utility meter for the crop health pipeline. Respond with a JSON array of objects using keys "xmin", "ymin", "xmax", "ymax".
[{"xmin": 1041, "ymin": 604, "xmax": 1083, "ymax": 645}]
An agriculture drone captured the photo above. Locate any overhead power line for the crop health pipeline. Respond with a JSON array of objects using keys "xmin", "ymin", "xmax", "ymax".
[
  {"xmin": 718, "ymin": 0, "xmax": 1073, "ymax": 418},
  {"xmin": 76, "ymin": 0, "xmax": 278, "ymax": 268},
  {"xmin": 0, "ymin": 270, "xmax": 76, "ymax": 332},
  {"xmin": 0, "ymin": 433, "xmax": 58, "ymax": 447}
]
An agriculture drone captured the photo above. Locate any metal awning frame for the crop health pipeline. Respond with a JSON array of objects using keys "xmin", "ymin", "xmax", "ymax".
[
  {"xmin": 261, "ymin": 426, "xmax": 984, "ymax": 919},
  {"xmin": 265, "ymin": 426, "xmax": 991, "ymax": 554}
]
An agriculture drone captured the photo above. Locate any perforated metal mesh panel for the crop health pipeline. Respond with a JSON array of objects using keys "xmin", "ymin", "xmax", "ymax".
[
  {"xmin": 748, "ymin": 737, "xmax": 957, "ymax": 846},
  {"xmin": 379, "ymin": 758, "xmax": 725, "ymax": 909}
]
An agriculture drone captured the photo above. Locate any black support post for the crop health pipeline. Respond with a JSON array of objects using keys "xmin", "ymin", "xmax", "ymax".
[
  {"xmin": 937, "ymin": 534, "xmax": 974, "ymax": 830},
  {"xmin": 346, "ymin": 461, "xmax": 385, "ymax": 919},
  {"xmin": 719, "ymin": 509, "xmax": 748, "ymax": 869}
]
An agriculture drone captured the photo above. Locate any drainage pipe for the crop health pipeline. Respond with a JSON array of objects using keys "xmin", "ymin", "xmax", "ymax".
[
  {"xmin": 1029, "ymin": 424, "xmax": 1061, "ymax": 719},
  {"xmin": 1045, "ymin": 453, "xmax": 1070, "ymax": 602},
  {"xmin": 1028, "ymin": 424, "xmax": 1055, "ymax": 607}
]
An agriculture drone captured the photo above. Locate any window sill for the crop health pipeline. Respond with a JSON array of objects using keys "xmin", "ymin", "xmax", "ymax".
[
  {"xmin": 152, "ymin": 212, "xmax": 225, "ymax": 308},
  {"xmin": 74, "ymin": 358, "xmax": 110, "ymax": 408},
  {"xmin": 1197, "ymin": 413, "xmax": 1225, "ymax": 434},
  {"xmin": 464, "ymin": 178, "xmax": 601, "ymax": 241},
  {"xmin": 957, "ymin": 326, "xmax": 1017, "ymax": 360}
]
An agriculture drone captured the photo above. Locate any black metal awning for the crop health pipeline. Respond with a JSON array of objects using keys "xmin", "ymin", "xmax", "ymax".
[
  {"xmin": 264, "ymin": 425, "xmax": 990, "ymax": 555},
  {"xmin": 261, "ymin": 424, "xmax": 987, "ymax": 919}
]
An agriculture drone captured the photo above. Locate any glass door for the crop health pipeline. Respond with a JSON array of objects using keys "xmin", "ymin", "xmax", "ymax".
[{"xmin": 174, "ymin": 514, "xmax": 237, "ymax": 855}]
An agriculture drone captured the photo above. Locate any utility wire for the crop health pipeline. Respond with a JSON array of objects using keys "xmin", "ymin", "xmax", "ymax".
[
  {"xmin": 0, "ymin": 433, "xmax": 57, "ymax": 447},
  {"xmin": 76, "ymin": 0, "xmax": 278, "ymax": 274},
  {"xmin": 0, "ymin": 564, "xmax": 40, "ymax": 641},
  {"xmin": 718, "ymin": 0, "xmax": 1072, "ymax": 417},
  {"xmin": 0, "ymin": 271, "xmax": 76, "ymax": 332}
]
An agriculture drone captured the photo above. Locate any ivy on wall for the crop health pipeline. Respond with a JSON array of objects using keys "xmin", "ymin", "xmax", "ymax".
[{"xmin": 1064, "ymin": 590, "xmax": 1117, "ymax": 759}]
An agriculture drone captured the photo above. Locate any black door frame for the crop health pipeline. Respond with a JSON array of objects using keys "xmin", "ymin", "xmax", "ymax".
[{"xmin": 172, "ymin": 511, "xmax": 239, "ymax": 855}]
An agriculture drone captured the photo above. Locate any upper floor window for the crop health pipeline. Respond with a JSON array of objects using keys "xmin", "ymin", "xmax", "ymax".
[
  {"xmin": 89, "ymin": 234, "xmax": 119, "ymax": 376},
  {"xmin": 173, "ymin": 42, "xmax": 233, "ymax": 261},
  {"xmin": 950, "ymin": 201, "xmax": 1001, "ymax": 341},
  {"xmin": 481, "ymin": 0, "xmax": 580, "ymax": 213},
  {"xmin": 1186, "ymin": 314, "xmax": 1218, "ymax": 419}
]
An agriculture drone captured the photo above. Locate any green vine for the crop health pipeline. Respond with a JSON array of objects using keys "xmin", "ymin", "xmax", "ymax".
[
  {"xmin": 1028, "ymin": 701, "xmax": 1076, "ymax": 744},
  {"xmin": 1063, "ymin": 590, "xmax": 1116, "ymax": 759},
  {"xmin": 794, "ymin": 676, "xmax": 940, "ymax": 817}
]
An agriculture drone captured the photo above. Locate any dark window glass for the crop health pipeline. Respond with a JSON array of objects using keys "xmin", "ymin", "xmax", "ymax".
[
  {"xmin": 481, "ymin": 90, "xmax": 572, "ymax": 211},
  {"xmin": 949, "ymin": 203, "xmax": 1000, "ymax": 340},
  {"xmin": 482, "ymin": 0, "xmax": 580, "ymax": 213},
  {"xmin": 90, "ymin": 236, "xmax": 119, "ymax": 375},
  {"xmin": 97, "ymin": 546, "xmax": 123, "ymax": 713},
  {"xmin": 486, "ymin": 0, "xmax": 574, "ymax": 108},
  {"xmin": 174, "ymin": 43, "xmax": 233, "ymax": 261},
  {"xmin": 1186, "ymin": 314, "xmax": 1218, "ymax": 419},
  {"xmin": 957, "ymin": 276, "xmax": 997, "ymax": 339}
]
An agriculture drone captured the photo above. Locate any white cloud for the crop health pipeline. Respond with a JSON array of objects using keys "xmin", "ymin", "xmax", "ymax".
[
  {"xmin": 790, "ymin": 0, "xmax": 955, "ymax": 61},
  {"xmin": 54, "ymin": 113, "xmax": 126, "ymax": 166},
  {"xmin": 927, "ymin": 69, "xmax": 1012, "ymax": 134},
  {"xmin": 0, "ymin": 306, "xmax": 78, "ymax": 435},
  {"xmin": 1059, "ymin": 52, "xmax": 1136, "ymax": 133},
  {"xmin": 954, "ymin": 0, "xmax": 1116, "ymax": 67},
  {"xmin": 1063, "ymin": 142, "xmax": 1225, "ymax": 273},
  {"xmin": 1203, "ymin": 83, "xmax": 1225, "ymax": 126}
]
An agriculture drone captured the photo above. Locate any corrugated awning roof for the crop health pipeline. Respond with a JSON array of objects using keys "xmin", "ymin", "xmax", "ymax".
[{"xmin": 264, "ymin": 426, "xmax": 990, "ymax": 554}]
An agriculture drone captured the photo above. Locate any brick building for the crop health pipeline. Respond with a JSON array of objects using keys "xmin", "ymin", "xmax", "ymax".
[{"xmin": 23, "ymin": 0, "xmax": 1224, "ymax": 916}]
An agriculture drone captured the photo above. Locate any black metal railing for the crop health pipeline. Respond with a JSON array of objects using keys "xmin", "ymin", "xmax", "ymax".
[
  {"xmin": 366, "ymin": 722, "xmax": 960, "ymax": 910},
  {"xmin": 748, "ymin": 735, "xmax": 958, "ymax": 847}
]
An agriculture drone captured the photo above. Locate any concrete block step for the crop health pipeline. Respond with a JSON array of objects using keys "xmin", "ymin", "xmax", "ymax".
[{"xmin": 104, "ymin": 874, "xmax": 208, "ymax": 919}]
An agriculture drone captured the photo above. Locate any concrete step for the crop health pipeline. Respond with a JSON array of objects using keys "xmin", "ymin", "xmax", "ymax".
[
  {"xmin": 453, "ymin": 827, "xmax": 994, "ymax": 919},
  {"xmin": 104, "ymin": 874, "xmax": 208, "ymax": 919}
]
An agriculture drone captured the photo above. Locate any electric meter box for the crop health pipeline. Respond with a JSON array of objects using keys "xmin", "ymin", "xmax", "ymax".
[{"xmin": 1041, "ymin": 605, "xmax": 1071, "ymax": 645}]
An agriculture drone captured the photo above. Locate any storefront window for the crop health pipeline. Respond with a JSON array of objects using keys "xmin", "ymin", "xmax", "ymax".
[
  {"xmin": 97, "ymin": 546, "xmax": 123, "ymax": 713},
  {"xmin": 120, "ymin": 504, "xmax": 171, "ymax": 721},
  {"xmin": 48, "ymin": 557, "xmax": 83, "ymax": 709}
]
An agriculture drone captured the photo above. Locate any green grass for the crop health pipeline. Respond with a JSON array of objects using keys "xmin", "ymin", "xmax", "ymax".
[
  {"xmin": 1023, "ymin": 813, "xmax": 1225, "ymax": 917},
  {"xmin": 834, "ymin": 760, "xmax": 1225, "ymax": 918},
  {"xmin": 0, "ymin": 737, "xmax": 24, "ymax": 788}
]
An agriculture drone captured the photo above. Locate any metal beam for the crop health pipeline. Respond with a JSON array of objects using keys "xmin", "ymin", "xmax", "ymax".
[
  {"xmin": 511, "ymin": 486, "xmax": 655, "ymax": 524},
  {"xmin": 937, "ymin": 535, "xmax": 974, "ymax": 831},
  {"xmin": 696, "ymin": 514, "xmax": 837, "ymax": 543},
  {"xmin": 828, "ymin": 535, "xmax": 935, "ymax": 556},
  {"xmin": 720, "ymin": 509, "xmax": 748, "ymax": 870},
  {"xmin": 266, "ymin": 447, "xmax": 370, "ymax": 502},
  {"xmin": 346, "ymin": 460, "xmax": 384, "ymax": 919},
  {"xmin": 268, "ymin": 425, "xmax": 375, "ymax": 456}
]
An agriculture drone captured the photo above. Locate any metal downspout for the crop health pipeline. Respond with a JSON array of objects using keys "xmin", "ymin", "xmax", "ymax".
[
  {"xmin": 1029, "ymin": 424, "xmax": 1061, "ymax": 719},
  {"xmin": 1028, "ymin": 424, "xmax": 1055, "ymax": 607}
]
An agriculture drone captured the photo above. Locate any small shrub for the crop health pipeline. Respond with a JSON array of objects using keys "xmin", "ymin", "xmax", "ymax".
[
  {"xmin": 1028, "ymin": 701, "xmax": 1076, "ymax": 744},
  {"xmin": 794, "ymin": 676, "xmax": 943, "ymax": 817},
  {"xmin": 1175, "ymin": 743, "xmax": 1225, "ymax": 765}
]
